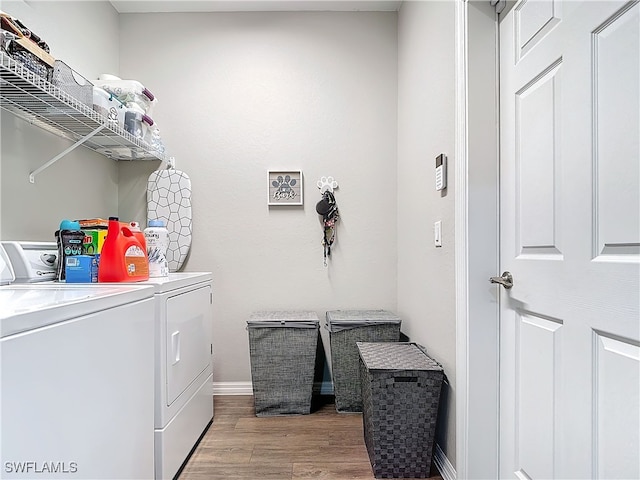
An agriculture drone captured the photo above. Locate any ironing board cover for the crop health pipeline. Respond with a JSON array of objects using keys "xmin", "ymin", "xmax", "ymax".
[{"xmin": 147, "ymin": 168, "xmax": 192, "ymax": 272}]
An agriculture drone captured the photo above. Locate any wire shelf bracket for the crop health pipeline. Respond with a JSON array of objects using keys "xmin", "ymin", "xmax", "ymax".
[{"xmin": 29, "ymin": 124, "xmax": 106, "ymax": 183}]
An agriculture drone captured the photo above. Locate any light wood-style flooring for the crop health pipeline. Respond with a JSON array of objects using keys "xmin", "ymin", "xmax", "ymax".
[{"xmin": 178, "ymin": 395, "xmax": 443, "ymax": 480}]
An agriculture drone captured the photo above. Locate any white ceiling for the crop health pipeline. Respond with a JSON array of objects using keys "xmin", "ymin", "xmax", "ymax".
[{"xmin": 109, "ymin": 0, "xmax": 403, "ymax": 13}]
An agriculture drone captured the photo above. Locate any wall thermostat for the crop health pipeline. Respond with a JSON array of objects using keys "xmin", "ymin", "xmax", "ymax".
[{"xmin": 435, "ymin": 154, "xmax": 447, "ymax": 191}]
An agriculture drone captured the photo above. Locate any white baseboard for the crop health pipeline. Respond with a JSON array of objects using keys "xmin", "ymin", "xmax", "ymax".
[
  {"xmin": 213, "ymin": 381, "xmax": 335, "ymax": 396},
  {"xmin": 212, "ymin": 382, "xmax": 253, "ymax": 395},
  {"xmin": 434, "ymin": 444, "xmax": 456, "ymax": 480}
]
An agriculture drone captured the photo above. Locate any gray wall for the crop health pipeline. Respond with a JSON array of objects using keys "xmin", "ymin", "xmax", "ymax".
[
  {"xmin": 1, "ymin": 0, "xmax": 121, "ymax": 239},
  {"xmin": 117, "ymin": 11, "xmax": 399, "ymax": 386},
  {"xmin": 397, "ymin": 0, "xmax": 457, "ymax": 466}
]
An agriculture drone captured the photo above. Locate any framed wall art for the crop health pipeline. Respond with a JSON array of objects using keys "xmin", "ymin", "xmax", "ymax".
[{"xmin": 267, "ymin": 170, "xmax": 303, "ymax": 206}]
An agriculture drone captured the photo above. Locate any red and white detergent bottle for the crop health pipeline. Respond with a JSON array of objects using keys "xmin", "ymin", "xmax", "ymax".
[{"xmin": 98, "ymin": 216, "xmax": 149, "ymax": 282}]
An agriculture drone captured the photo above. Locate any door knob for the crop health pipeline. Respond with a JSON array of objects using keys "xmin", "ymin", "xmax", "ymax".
[{"xmin": 490, "ymin": 271, "xmax": 513, "ymax": 289}]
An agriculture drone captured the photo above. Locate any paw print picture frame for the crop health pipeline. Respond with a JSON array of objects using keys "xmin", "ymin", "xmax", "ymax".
[{"xmin": 267, "ymin": 170, "xmax": 304, "ymax": 206}]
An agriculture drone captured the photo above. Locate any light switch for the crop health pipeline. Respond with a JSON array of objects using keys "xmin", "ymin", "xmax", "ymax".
[{"xmin": 434, "ymin": 221, "xmax": 442, "ymax": 247}]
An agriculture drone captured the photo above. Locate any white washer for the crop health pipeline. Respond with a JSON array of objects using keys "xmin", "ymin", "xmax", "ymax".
[
  {"xmin": 1, "ymin": 241, "xmax": 214, "ymax": 480},
  {"xmin": 0, "ymin": 281, "xmax": 156, "ymax": 480}
]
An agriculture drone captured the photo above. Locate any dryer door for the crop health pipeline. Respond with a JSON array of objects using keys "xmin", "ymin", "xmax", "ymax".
[{"xmin": 165, "ymin": 285, "xmax": 212, "ymax": 406}]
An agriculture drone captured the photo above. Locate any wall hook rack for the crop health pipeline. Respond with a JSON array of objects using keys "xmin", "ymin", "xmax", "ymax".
[{"xmin": 317, "ymin": 176, "xmax": 338, "ymax": 193}]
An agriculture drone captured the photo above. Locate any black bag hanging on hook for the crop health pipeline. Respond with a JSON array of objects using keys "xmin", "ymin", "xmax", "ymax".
[{"xmin": 316, "ymin": 191, "xmax": 339, "ymax": 266}]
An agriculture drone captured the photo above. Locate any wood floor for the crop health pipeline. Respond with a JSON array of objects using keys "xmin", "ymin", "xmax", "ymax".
[{"xmin": 178, "ymin": 395, "xmax": 444, "ymax": 480}]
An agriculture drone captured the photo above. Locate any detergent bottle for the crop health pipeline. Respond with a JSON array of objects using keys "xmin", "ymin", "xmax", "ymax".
[
  {"xmin": 98, "ymin": 217, "xmax": 149, "ymax": 282},
  {"xmin": 129, "ymin": 221, "xmax": 147, "ymax": 253}
]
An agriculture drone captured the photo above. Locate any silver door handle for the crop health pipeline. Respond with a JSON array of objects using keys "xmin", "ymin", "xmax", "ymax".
[{"xmin": 490, "ymin": 271, "xmax": 513, "ymax": 289}]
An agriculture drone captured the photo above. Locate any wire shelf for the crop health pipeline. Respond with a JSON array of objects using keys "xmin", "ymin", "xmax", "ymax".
[{"xmin": 0, "ymin": 51, "xmax": 167, "ymax": 167}]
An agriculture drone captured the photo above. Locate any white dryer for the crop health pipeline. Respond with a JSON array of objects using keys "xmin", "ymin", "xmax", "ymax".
[
  {"xmin": 144, "ymin": 273, "xmax": 214, "ymax": 480},
  {"xmin": 1, "ymin": 241, "xmax": 214, "ymax": 480}
]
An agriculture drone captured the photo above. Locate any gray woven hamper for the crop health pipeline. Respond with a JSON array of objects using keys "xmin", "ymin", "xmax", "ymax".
[
  {"xmin": 247, "ymin": 311, "xmax": 320, "ymax": 417},
  {"xmin": 357, "ymin": 342, "xmax": 444, "ymax": 479},
  {"xmin": 326, "ymin": 310, "xmax": 401, "ymax": 413}
]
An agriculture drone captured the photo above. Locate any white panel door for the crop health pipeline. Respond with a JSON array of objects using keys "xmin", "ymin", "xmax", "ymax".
[{"xmin": 499, "ymin": 1, "xmax": 640, "ymax": 478}]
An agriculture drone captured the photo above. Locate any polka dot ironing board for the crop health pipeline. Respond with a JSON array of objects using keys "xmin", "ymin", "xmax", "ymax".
[{"xmin": 147, "ymin": 168, "xmax": 192, "ymax": 272}]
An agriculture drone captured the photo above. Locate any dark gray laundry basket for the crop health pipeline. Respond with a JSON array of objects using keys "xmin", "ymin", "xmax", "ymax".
[
  {"xmin": 247, "ymin": 311, "xmax": 320, "ymax": 417},
  {"xmin": 357, "ymin": 342, "xmax": 444, "ymax": 479},
  {"xmin": 326, "ymin": 310, "xmax": 401, "ymax": 412}
]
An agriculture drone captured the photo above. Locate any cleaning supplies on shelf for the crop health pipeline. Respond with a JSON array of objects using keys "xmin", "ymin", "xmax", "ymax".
[
  {"xmin": 95, "ymin": 75, "xmax": 157, "ymax": 116},
  {"xmin": 78, "ymin": 218, "xmax": 110, "ymax": 229},
  {"xmin": 65, "ymin": 255, "xmax": 98, "ymax": 283},
  {"xmin": 82, "ymin": 229, "xmax": 107, "ymax": 255},
  {"xmin": 144, "ymin": 125, "xmax": 165, "ymax": 154},
  {"xmin": 144, "ymin": 219, "xmax": 169, "ymax": 278},
  {"xmin": 1, "ymin": 51, "xmax": 169, "ymax": 170},
  {"xmin": 124, "ymin": 103, "xmax": 154, "ymax": 139},
  {"xmin": 55, "ymin": 219, "xmax": 84, "ymax": 281},
  {"xmin": 98, "ymin": 216, "xmax": 149, "ymax": 282},
  {"xmin": 92, "ymin": 86, "xmax": 126, "ymax": 127},
  {"xmin": 129, "ymin": 221, "xmax": 147, "ymax": 253}
]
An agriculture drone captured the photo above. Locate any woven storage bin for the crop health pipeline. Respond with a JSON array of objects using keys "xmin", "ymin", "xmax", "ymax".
[
  {"xmin": 326, "ymin": 310, "xmax": 401, "ymax": 413},
  {"xmin": 247, "ymin": 311, "xmax": 320, "ymax": 417},
  {"xmin": 357, "ymin": 342, "xmax": 443, "ymax": 479}
]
